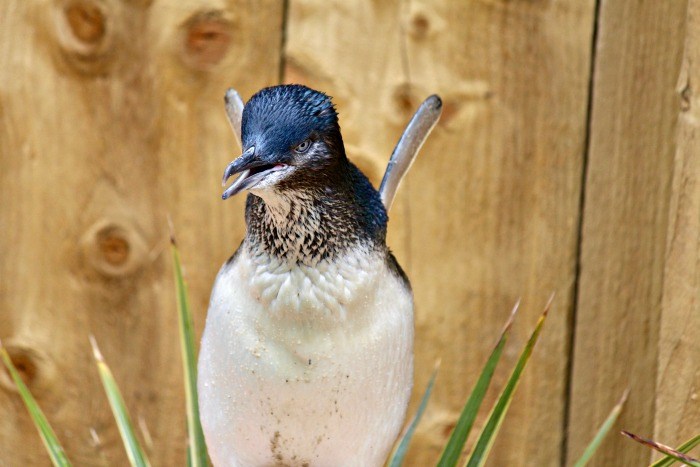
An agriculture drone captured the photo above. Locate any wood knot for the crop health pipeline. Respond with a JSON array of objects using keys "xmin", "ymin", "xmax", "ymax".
[
  {"xmin": 679, "ymin": 83, "xmax": 692, "ymax": 112},
  {"xmin": 65, "ymin": 1, "xmax": 105, "ymax": 44},
  {"xmin": 409, "ymin": 12, "xmax": 430, "ymax": 39},
  {"xmin": 53, "ymin": 0, "xmax": 114, "ymax": 75},
  {"xmin": 392, "ymin": 83, "xmax": 419, "ymax": 118},
  {"xmin": 441, "ymin": 420, "xmax": 456, "ymax": 438},
  {"xmin": 98, "ymin": 228, "xmax": 130, "ymax": 266},
  {"xmin": 81, "ymin": 220, "xmax": 147, "ymax": 278},
  {"xmin": 405, "ymin": 6, "xmax": 444, "ymax": 40},
  {"xmin": 440, "ymin": 99, "xmax": 461, "ymax": 126},
  {"xmin": 181, "ymin": 11, "xmax": 232, "ymax": 71},
  {"xmin": 0, "ymin": 341, "xmax": 53, "ymax": 394}
]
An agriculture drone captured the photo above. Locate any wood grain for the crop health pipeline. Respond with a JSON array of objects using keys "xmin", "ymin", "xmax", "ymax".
[
  {"xmin": 567, "ymin": 1, "xmax": 689, "ymax": 465},
  {"xmin": 285, "ymin": 0, "xmax": 594, "ymax": 464},
  {"xmin": 0, "ymin": 0, "xmax": 283, "ymax": 465},
  {"xmin": 1, "ymin": 0, "xmax": 698, "ymax": 465},
  {"xmin": 654, "ymin": 0, "xmax": 700, "ymax": 451}
]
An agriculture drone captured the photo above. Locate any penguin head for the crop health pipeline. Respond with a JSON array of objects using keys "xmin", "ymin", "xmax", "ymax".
[{"xmin": 222, "ymin": 84, "xmax": 346, "ymax": 199}]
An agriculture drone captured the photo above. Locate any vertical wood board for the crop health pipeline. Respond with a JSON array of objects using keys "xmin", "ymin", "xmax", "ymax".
[
  {"xmin": 654, "ymin": 0, "xmax": 700, "ymax": 450},
  {"xmin": 568, "ymin": 1, "xmax": 688, "ymax": 465}
]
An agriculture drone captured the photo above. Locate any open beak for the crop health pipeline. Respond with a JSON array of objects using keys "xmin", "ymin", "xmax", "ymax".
[{"xmin": 221, "ymin": 146, "xmax": 287, "ymax": 200}]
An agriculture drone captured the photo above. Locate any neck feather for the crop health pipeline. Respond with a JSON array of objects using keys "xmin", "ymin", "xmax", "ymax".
[{"xmin": 243, "ymin": 162, "xmax": 388, "ymax": 265}]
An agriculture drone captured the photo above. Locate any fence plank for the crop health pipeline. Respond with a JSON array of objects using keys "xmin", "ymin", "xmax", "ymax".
[
  {"xmin": 285, "ymin": 0, "xmax": 594, "ymax": 464},
  {"xmin": 654, "ymin": 0, "xmax": 700, "ymax": 450},
  {"xmin": 568, "ymin": 1, "xmax": 688, "ymax": 465},
  {"xmin": 0, "ymin": 1, "xmax": 283, "ymax": 464}
]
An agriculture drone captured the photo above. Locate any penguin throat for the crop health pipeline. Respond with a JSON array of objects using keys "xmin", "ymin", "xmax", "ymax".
[{"xmin": 244, "ymin": 188, "xmax": 365, "ymax": 265}]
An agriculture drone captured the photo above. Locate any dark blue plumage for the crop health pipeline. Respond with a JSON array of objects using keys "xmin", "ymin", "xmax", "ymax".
[{"xmin": 241, "ymin": 85, "xmax": 343, "ymax": 167}]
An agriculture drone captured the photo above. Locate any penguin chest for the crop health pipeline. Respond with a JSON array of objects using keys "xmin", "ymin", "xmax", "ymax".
[{"xmin": 198, "ymin": 247, "xmax": 414, "ymax": 466}]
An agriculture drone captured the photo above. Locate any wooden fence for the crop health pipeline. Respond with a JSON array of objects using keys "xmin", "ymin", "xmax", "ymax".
[{"xmin": 0, "ymin": 0, "xmax": 697, "ymax": 465}]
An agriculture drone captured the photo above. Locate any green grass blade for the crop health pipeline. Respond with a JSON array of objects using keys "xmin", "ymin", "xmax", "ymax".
[
  {"xmin": 0, "ymin": 342, "xmax": 71, "ymax": 467},
  {"xmin": 623, "ymin": 431, "xmax": 700, "ymax": 467},
  {"xmin": 651, "ymin": 435, "xmax": 700, "ymax": 467},
  {"xmin": 437, "ymin": 301, "xmax": 519, "ymax": 467},
  {"xmin": 171, "ymin": 236, "xmax": 209, "ymax": 467},
  {"xmin": 464, "ymin": 296, "xmax": 553, "ymax": 467},
  {"xmin": 387, "ymin": 361, "xmax": 440, "ymax": 467},
  {"xmin": 573, "ymin": 389, "xmax": 629, "ymax": 466},
  {"xmin": 90, "ymin": 336, "xmax": 150, "ymax": 467}
]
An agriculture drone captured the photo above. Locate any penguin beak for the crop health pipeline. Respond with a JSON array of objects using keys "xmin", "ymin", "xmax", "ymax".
[{"xmin": 221, "ymin": 146, "xmax": 287, "ymax": 200}]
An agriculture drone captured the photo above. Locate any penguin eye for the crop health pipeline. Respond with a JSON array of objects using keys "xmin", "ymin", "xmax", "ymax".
[{"xmin": 295, "ymin": 139, "xmax": 312, "ymax": 153}]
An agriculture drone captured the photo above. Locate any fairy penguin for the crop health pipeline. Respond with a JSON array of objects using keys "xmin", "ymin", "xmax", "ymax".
[{"xmin": 198, "ymin": 84, "xmax": 440, "ymax": 466}]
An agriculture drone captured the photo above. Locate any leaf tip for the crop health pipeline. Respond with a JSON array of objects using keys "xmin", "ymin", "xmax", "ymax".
[
  {"xmin": 502, "ymin": 299, "xmax": 520, "ymax": 333},
  {"xmin": 620, "ymin": 387, "xmax": 631, "ymax": 404},
  {"xmin": 138, "ymin": 414, "xmax": 154, "ymax": 450},
  {"xmin": 621, "ymin": 430, "xmax": 700, "ymax": 464},
  {"xmin": 167, "ymin": 215, "xmax": 177, "ymax": 246},
  {"xmin": 89, "ymin": 427, "xmax": 102, "ymax": 447},
  {"xmin": 89, "ymin": 335, "xmax": 104, "ymax": 363},
  {"xmin": 543, "ymin": 292, "xmax": 556, "ymax": 317}
]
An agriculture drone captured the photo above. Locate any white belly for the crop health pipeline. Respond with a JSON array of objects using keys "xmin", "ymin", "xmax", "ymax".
[{"xmin": 198, "ymin": 246, "xmax": 414, "ymax": 467}]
